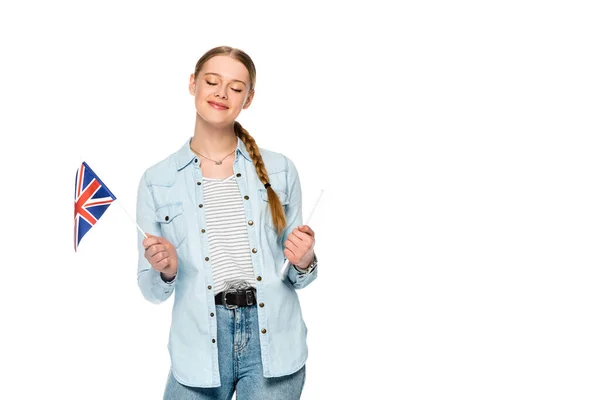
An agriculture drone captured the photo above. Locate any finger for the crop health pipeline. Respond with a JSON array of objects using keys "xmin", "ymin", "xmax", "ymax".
[
  {"xmin": 290, "ymin": 236, "xmax": 312, "ymax": 256},
  {"xmin": 291, "ymin": 228, "xmax": 307, "ymax": 241},
  {"xmin": 144, "ymin": 243, "xmax": 160, "ymax": 258},
  {"xmin": 284, "ymin": 238, "xmax": 296, "ymax": 254},
  {"xmin": 150, "ymin": 246, "xmax": 168, "ymax": 262},
  {"xmin": 151, "ymin": 250, "xmax": 170, "ymax": 269},
  {"xmin": 284, "ymin": 235, "xmax": 308, "ymax": 254},
  {"xmin": 154, "ymin": 256, "xmax": 171, "ymax": 272},
  {"xmin": 286, "ymin": 234, "xmax": 301, "ymax": 248},
  {"xmin": 291, "ymin": 229, "xmax": 315, "ymax": 248},
  {"xmin": 142, "ymin": 235, "xmax": 161, "ymax": 250},
  {"xmin": 146, "ymin": 243, "xmax": 167, "ymax": 258},
  {"xmin": 283, "ymin": 248, "xmax": 298, "ymax": 264}
]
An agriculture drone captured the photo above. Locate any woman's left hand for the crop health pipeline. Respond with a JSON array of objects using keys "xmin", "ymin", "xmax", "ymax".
[{"xmin": 283, "ymin": 225, "xmax": 316, "ymax": 270}]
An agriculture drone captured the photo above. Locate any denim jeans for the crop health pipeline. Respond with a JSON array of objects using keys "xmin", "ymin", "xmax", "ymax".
[{"xmin": 163, "ymin": 304, "xmax": 306, "ymax": 400}]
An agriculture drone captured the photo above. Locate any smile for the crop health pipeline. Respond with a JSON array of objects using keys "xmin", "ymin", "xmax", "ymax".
[{"xmin": 208, "ymin": 101, "xmax": 229, "ymax": 110}]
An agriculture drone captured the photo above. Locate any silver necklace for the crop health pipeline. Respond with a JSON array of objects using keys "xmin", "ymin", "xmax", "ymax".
[{"xmin": 190, "ymin": 146, "xmax": 235, "ymax": 165}]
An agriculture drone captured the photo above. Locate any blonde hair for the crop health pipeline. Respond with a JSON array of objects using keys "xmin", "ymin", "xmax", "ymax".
[{"xmin": 193, "ymin": 46, "xmax": 287, "ymax": 237}]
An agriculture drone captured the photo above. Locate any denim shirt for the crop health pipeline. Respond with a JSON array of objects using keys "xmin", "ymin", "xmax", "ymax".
[{"xmin": 136, "ymin": 136, "xmax": 318, "ymax": 387}]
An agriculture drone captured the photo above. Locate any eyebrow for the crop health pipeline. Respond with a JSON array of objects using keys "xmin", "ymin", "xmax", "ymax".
[{"xmin": 204, "ymin": 72, "xmax": 247, "ymax": 86}]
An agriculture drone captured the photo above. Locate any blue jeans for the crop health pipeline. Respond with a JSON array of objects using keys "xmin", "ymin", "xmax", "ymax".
[{"xmin": 163, "ymin": 304, "xmax": 306, "ymax": 400}]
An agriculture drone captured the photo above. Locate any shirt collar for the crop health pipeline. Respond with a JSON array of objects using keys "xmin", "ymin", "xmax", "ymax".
[{"xmin": 175, "ymin": 136, "xmax": 252, "ymax": 171}]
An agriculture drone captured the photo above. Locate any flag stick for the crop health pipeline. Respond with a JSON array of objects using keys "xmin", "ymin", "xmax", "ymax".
[
  {"xmin": 114, "ymin": 199, "xmax": 148, "ymax": 239},
  {"xmin": 280, "ymin": 189, "xmax": 325, "ymax": 279}
]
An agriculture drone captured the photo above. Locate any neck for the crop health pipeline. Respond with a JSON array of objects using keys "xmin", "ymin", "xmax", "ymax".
[{"xmin": 191, "ymin": 115, "xmax": 238, "ymax": 158}]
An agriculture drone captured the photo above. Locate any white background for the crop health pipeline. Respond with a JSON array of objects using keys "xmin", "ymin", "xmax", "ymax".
[{"xmin": 1, "ymin": 1, "xmax": 599, "ymax": 399}]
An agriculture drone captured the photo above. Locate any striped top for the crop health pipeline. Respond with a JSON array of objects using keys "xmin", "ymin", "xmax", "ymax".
[{"xmin": 202, "ymin": 173, "xmax": 256, "ymax": 295}]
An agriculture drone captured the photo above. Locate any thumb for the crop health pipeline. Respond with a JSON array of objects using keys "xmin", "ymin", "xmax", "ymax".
[
  {"xmin": 298, "ymin": 225, "xmax": 315, "ymax": 237},
  {"xmin": 143, "ymin": 233, "xmax": 162, "ymax": 244}
]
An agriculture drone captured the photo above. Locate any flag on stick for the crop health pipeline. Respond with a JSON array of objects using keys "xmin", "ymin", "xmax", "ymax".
[{"xmin": 74, "ymin": 162, "xmax": 116, "ymax": 251}]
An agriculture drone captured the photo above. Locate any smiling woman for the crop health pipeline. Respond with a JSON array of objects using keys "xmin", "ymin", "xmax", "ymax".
[
  {"xmin": 135, "ymin": 46, "xmax": 319, "ymax": 400},
  {"xmin": 189, "ymin": 52, "xmax": 255, "ymax": 131}
]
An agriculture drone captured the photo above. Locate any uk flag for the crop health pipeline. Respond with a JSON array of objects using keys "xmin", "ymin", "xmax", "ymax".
[{"xmin": 74, "ymin": 162, "xmax": 116, "ymax": 252}]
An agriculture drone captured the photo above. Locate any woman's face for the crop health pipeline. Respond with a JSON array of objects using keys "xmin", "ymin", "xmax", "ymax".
[{"xmin": 189, "ymin": 55, "xmax": 254, "ymax": 128}]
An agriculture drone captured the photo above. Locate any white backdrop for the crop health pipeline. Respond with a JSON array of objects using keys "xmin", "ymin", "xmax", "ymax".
[{"xmin": 1, "ymin": 1, "xmax": 599, "ymax": 399}]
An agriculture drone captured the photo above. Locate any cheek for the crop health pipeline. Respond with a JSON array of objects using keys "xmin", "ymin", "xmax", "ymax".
[
  {"xmin": 194, "ymin": 97, "xmax": 205, "ymax": 111},
  {"xmin": 233, "ymin": 96, "xmax": 248, "ymax": 110}
]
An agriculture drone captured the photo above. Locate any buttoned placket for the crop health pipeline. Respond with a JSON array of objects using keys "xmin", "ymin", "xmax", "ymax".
[
  {"xmin": 192, "ymin": 157, "xmax": 220, "ymax": 365},
  {"xmin": 192, "ymin": 148, "xmax": 271, "ymax": 377},
  {"xmin": 231, "ymin": 150, "xmax": 270, "ymax": 355}
]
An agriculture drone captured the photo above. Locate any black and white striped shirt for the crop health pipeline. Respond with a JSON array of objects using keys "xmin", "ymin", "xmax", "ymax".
[{"xmin": 202, "ymin": 174, "xmax": 256, "ymax": 295}]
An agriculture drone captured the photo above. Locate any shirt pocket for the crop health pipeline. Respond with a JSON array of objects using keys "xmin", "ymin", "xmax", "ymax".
[
  {"xmin": 259, "ymin": 188, "xmax": 289, "ymax": 233},
  {"xmin": 155, "ymin": 202, "xmax": 188, "ymax": 249}
]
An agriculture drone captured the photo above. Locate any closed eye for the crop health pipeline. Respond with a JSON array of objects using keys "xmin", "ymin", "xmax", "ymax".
[{"xmin": 231, "ymin": 88, "xmax": 242, "ymax": 93}]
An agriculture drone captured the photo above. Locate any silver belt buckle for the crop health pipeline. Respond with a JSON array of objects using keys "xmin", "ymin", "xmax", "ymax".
[
  {"xmin": 223, "ymin": 288, "xmax": 238, "ymax": 309},
  {"xmin": 245, "ymin": 289, "xmax": 255, "ymax": 305}
]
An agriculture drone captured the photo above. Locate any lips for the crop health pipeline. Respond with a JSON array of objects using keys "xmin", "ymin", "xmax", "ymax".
[{"xmin": 208, "ymin": 101, "xmax": 229, "ymax": 110}]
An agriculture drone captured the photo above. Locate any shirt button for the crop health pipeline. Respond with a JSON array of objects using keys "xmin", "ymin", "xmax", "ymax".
[
  {"xmin": 199, "ymin": 204, "xmax": 203, "ymax": 208},
  {"xmin": 197, "ymin": 181, "xmax": 201, "ymax": 185},
  {"xmin": 256, "ymin": 276, "xmax": 262, "ymax": 281},
  {"xmin": 252, "ymin": 248, "xmax": 257, "ymax": 253},
  {"xmin": 194, "ymin": 158, "xmax": 198, "ymax": 163},
  {"xmin": 201, "ymin": 229, "xmax": 206, "ymax": 233},
  {"xmin": 164, "ymin": 216, "xmax": 169, "ymax": 221},
  {"xmin": 244, "ymin": 195, "xmax": 249, "ymax": 200},
  {"xmin": 210, "ymin": 312, "xmax": 214, "ymax": 317},
  {"xmin": 248, "ymin": 220, "xmax": 254, "ymax": 226},
  {"xmin": 236, "ymin": 173, "xmax": 241, "ymax": 177},
  {"xmin": 261, "ymin": 329, "xmax": 267, "ymax": 334},
  {"xmin": 259, "ymin": 302, "xmax": 264, "ymax": 307},
  {"xmin": 212, "ymin": 339, "xmax": 216, "ymax": 343},
  {"xmin": 207, "ymin": 285, "xmax": 212, "ymax": 290},
  {"xmin": 205, "ymin": 257, "xmax": 210, "ymax": 261}
]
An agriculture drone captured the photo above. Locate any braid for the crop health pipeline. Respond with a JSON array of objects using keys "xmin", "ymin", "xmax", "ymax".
[{"xmin": 234, "ymin": 121, "xmax": 287, "ymax": 237}]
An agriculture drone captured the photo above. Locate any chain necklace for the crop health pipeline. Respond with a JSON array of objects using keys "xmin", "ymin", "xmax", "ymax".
[{"xmin": 190, "ymin": 146, "xmax": 235, "ymax": 165}]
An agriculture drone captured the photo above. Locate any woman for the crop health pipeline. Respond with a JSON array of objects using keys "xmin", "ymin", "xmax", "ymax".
[{"xmin": 136, "ymin": 46, "xmax": 319, "ymax": 399}]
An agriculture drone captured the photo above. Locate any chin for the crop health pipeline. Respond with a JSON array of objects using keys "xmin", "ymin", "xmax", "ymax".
[{"xmin": 197, "ymin": 112, "xmax": 234, "ymax": 128}]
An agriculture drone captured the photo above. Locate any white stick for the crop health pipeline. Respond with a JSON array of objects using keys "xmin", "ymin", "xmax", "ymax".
[
  {"xmin": 280, "ymin": 189, "xmax": 325, "ymax": 279},
  {"xmin": 114, "ymin": 199, "xmax": 148, "ymax": 239}
]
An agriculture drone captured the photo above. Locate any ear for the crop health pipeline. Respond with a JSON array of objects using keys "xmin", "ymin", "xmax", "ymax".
[
  {"xmin": 243, "ymin": 90, "xmax": 255, "ymax": 109},
  {"xmin": 189, "ymin": 73, "xmax": 196, "ymax": 96}
]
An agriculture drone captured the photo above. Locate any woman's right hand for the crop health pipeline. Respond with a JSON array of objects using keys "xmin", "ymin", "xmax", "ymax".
[{"xmin": 142, "ymin": 233, "xmax": 178, "ymax": 280}]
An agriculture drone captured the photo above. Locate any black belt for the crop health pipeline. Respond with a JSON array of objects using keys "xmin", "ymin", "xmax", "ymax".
[{"xmin": 215, "ymin": 288, "xmax": 257, "ymax": 309}]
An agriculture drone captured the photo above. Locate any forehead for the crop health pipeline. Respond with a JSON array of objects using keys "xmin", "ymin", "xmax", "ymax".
[{"xmin": 201, "ymin": 55, "xmax": 250, "ymax": 83}]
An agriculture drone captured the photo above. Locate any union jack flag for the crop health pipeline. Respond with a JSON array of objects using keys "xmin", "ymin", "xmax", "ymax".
[{"xmin": 74, "ymin": 162, "xmax": 116, "ymax": 252}]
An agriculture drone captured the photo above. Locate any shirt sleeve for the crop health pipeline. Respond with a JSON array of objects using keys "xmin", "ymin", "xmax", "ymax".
[
  {"xmin": 281, "ymin": 156, "xmax": 319, "ymax": 289},
  {"xmin": 136, "ymin": 171, "xmax": 177, "ymax": 303}
]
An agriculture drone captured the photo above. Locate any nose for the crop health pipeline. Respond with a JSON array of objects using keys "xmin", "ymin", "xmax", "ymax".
[{"xmin": 214, "ymin": 85, "xmax": 227, "ymax": 99}]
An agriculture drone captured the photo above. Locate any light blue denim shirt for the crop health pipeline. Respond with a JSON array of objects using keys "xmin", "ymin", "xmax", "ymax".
[{"xmin": 136, "ymin": 136, "xmax": 318, "ymax": 387}]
